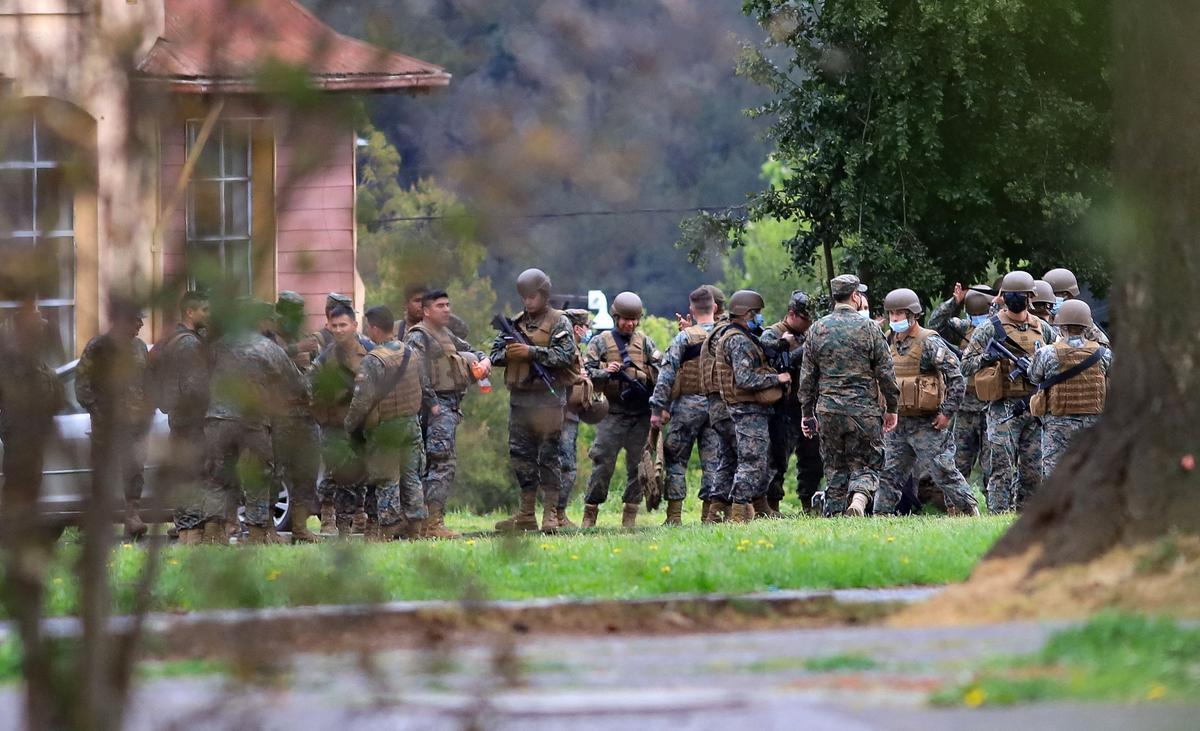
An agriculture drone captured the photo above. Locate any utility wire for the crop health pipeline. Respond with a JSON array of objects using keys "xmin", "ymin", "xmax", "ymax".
[{"xmin": 372, "ymin": 203, "xmax": 746, "ymax": 224}]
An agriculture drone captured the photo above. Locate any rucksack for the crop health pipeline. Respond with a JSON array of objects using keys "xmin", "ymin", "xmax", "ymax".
[{"xmin": 147, "ymin": 329, "xmax": 193, "ymax": 414}]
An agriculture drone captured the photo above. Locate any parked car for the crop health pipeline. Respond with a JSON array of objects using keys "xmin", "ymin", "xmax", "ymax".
[{"xmin": 0, "ymin": 359, "xmax": 292, "ymax": 531}]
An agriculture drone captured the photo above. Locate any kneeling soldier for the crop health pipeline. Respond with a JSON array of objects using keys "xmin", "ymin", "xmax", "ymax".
[
  {"xmin": 873, "ymin": 289, "xmax": 980, "ymax": 516},
  {"xmin": 345, "ymin": 306, "xmax": 433, "ymax": 540}
]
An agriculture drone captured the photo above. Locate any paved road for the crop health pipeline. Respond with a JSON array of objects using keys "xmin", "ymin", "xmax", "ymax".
[{"xmin": 3, "ymin": 621, "xmax": 1193, "ymax": 730}]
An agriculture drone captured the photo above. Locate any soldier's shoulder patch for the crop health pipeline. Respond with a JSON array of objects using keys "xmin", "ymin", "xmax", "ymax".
[{"xmin": 553, "ymin": 330, "xmax": 571, "ymax": 340}]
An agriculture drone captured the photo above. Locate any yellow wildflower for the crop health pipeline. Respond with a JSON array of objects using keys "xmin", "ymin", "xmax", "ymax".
[
  {"xmin": 661, "ymin": 565, "xmax": 671, "ymax": 574},
  {"xmin": 612, "ymin": 547, "xmax": 622, "ymax": 554},
  {"xmin": 266, "ymin": 569, "xmax": 282, "ymax": 582},
  {"xmin": 1147, "ymin": 683, "xmax": 1166, "ymax": 700},
  {"xmin": 570, "ymin": 554, "xmax": 579, "ymax": 561},
  {"xmin": 466, "ymin": 539, "xmax": 476, "ymax": 546},
  {"xmin": 886, "ymin": 536, "xmax": 896, "ymax": 543},
  {"xmin": 648, "ymin": 544, "xmax": 659, "ymax": 552},
  {"xmin": 963, "ymin": 687, "xmax": 986, "ymax": 708}
]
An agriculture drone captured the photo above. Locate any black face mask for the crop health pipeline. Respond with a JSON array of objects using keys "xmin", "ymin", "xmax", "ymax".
[{"xmin": 1003, "ymin": 292, "xmax": 1029, "ymax": 313}]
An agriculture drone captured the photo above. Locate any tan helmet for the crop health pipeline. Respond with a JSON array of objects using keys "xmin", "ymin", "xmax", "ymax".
[
  {"xmin": 883, "ymin": 288, "xmax": 922, "ymax": 315},
  {"xmin": 1000, "ymin": 270, "xmax": 1036, "ymax": 294},
  {"xmin": 1043, "ymin": 268, "xmax": 1080, "ymax": 298},
  {"xmin": 516, "ymin": 268, "xmax": 552, "ymax": 297},
  {"xmin": 727, "ymin": 289, "xmax": 766, "ymax": 317},
  {"xmin": 1032, "ymin": 280, "xmax": 1056, "ymax": 306},
  {"xmin": 964, "ymin": 289, "xmax": 991, "ymax": 316},
  {"xmin": 1054, "ymin": 299, "xmax": 1093, "ymax": 328},
  {"xmin": 611, "ymin": 291, "xmax": 644, "ymax": 319}
]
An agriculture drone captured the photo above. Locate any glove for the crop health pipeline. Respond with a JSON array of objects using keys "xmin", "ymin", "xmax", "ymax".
[
  {"xmin": 979, "ymin": 351, "xmax": 1000, "ymax": 366},
  {"xmin": 505, "ymin": 342, "xmax": 532, "ymax": 363}
]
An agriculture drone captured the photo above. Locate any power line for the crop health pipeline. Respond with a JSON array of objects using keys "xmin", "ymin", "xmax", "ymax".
[{"xmin": 372, "ymin": 204, "xmax": 746, "ymax": 224}]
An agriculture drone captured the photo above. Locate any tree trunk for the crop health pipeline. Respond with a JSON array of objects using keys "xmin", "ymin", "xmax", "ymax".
[{"xmin": 988, "ymin": 1, "xmax": 1200, "ymax": 566}]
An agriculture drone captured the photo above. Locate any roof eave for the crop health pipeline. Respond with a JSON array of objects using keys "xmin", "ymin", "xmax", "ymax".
[{"xmin": 135, "ymin": 71, "xmax": 452, "ymax": 94}]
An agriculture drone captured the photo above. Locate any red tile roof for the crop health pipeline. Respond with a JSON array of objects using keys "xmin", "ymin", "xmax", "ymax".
[{"xmin": 137, "ymin": 0, "xmax": 450, "ymax": 93}]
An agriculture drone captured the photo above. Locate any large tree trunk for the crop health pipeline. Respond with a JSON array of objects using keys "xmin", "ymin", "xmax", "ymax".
[{"xmin": 987, "ymin": 1, "xmax": 1200, "ymax": 566}]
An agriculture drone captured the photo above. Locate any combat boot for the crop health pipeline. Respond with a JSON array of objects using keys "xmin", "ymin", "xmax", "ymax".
[
  {"xmin": 556, "ymin": 507, "xmax": 577, "ymax": 529},
  {"xmin": 710, "ymin": 501, "xmax": 731, "ymax": 523},
  {"xmin": 728, "ymin": 502, "xmax": 754, "ymax": 523},
  {"xmin": 663, "ymin": 499, "xmax": 684, "ymax": 527},
  {"xmin": 541, "ymin": 489, "xmax": 560, "ymax": 534},
  {"xmin": 845, "ymin": 493, "xmax": 869, "ymax": 517},
  {"xmin": 363, "ymin": 518, "xmax": 385, "ymax": 543},
  {"xmin": 700, "ymin": 500, "xmax": 713, "ymax": 523},
  {"xmin": 177, "ymin": 528, "xmax": 203, "ymax": 545},
  {"xmin": 424, "ymin": 503, "xmax": 462, "ymax": 539},
  {"xmin": 495, "ymin": 491, "xmax": 539, "ymax": 532},
  {"xmin": 752, "ymin": 495, "xmax": 776, "ymax": 519},
  {"xmin": 123, "ymin": 499, "xmax": 148, "ymax": 540},
  {"xmin": 335, "ymin": 514, "xmax": 353, "ymax": 539},
  {"xmin": 243, "ymin": 525, "xmax": 286, "ymax": 545},
  {"xmin": 621, "ymin": 503, "xmax": 639, "ymax": 531},
  {"xmin": 290, "ymin": 504, "xmax": 320, "ymax": 544},
  {"xmin": 398, "ymin": 519, "xmax": 424, "ymax": 541},
  {"xmin": 581, "ymin": 503, "xmax": 600, "ymax": 529},
  {"xmin": 352, "ymin": 511, "xmax": 368, "ymax": 534},
  {"xmin": 767, "ymin": 495, "xmax": 782, "ymax": 515},
  {"xmin": 201, "ymin": 520, "xmax": 228, "ymax": 545},
  {"xmin": 319, "ymin": 502, "xmax": 336, "ymax": 534}
]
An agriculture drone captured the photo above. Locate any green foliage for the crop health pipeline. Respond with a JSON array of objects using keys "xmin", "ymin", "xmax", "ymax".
[
  {"xmin": 639, "ymin": 315, "xmax": 677, "ymax": 355},
  {"xmin": 693, "ymin": 0, "xmax": 1114, "ymax": 302},
  {"xmin": 933, "ymin": 613, "xmax": 1200, "ymax": 706}
]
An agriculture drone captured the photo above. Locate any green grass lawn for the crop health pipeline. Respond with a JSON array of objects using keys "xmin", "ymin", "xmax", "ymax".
[{"xmin": 33, "ymin": 502, "xmax": 1013, "ymax": 617}]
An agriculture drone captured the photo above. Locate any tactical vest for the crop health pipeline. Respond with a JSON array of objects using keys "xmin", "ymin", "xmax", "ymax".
[
  {"xmin": 890, "ymin": 327, "xmax": 946, "ymax": 417},
  {"xmin": 363, "ymin": 344, "xmax": 423, "ymax": 428},
  {"xmin": 504, "ymin": 308, "xmax": 578, "ymax": 392},
  {"xmin": 713, "ymin": 326, "xmax": 782, "ymax": 406},
  {"xmin": 410, "ymin": 323, "xmax": 471, "ymax": 393},
  {"xmin": 700, "ymin": 322, "xmax": 733, "ymax": 396},
  {"xmin": 597, "ymin": 329, "xmax": 655, "ymax": 402},
  {"xmin": 976, "ymin": 312, "xmax": 1045, "ymax": 401},
  {"xmin": 670, "ymin": 325, "xmax": 709, "ymax": 400},
  {"xmin": 311, "ymin": 342, "xmax": 367, "ymax": 425},
  {"xmin": 1047, "ymin": 340, "xmax": 1106, "ymax": 416},
  {"xmin": 960, "ymin": 324, "xmax": 978, "ymax": 397}
]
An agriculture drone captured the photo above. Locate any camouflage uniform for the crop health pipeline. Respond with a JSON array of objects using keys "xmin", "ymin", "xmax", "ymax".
[
  {"xmin": 203, "ymin": 333, "xmax": 300, "ymax": 527},
  {"xmin": 76, "ymin": 333, "xmax": 154, "ymax": 505},
  {"xmin": 582, "ymin": 330, "xmax": 660, "ymax": 506},
  {"xmin": 404, "ymin": 324, "xmax": 486, "ymax": 508},
  {"xmin": 961, "ymin": 314, "xmax": 1056, "ymax": 512},
  {"xmin": 798, "ymin": 305, "xmax": 899, "ymax": 515},
  {"xmin": 928, "ymin": 298, "xmax": 993, "ymax": 485},
  {"xmin": 489, "ymin": 309, "xmax": 577, "ymax": 499},
  {"xmin": 649, "ymin": 322, "xmax": 720, "ymax": 502},
  {"xmin": 152, "ymin": 324, "xmax": 210, "ymax": 530},
  {"xmin": 720, "ymin": 326, "xmax": 780, "ymax": 505},
  {"xmin": 1028, "ymin": 336, "xmax": 1112, "ymax": 477},
  {"xmin": 760, "ymin": 322, "xmax": 823, "ymax": 510},
  {"xmin": 873, "ymin": 329, "xmax": 978, "ymax": 514},
  {"xmin": 265, "ymin": 329, "xmax": 320, "ymax": 519},
  {"xmin": 344, "ymin": 340, "xmax": 433, "ymax": 527},
  {"xmin": 310, "ymin": 338, "xmax": 374, "ymax": 520},
  {"xmin": 559, "ymin": 415, "xmax": 581, "ymax": 508}
]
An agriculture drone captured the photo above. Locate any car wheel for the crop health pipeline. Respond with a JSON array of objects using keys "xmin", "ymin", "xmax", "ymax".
[{"xmin": 236, "ymin": 483, "xmax": 292, "ymax": 532}]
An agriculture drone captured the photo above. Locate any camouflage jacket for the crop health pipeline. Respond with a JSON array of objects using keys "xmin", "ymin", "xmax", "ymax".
[
  {"xmin": 798, "ymin": 305, "xmax": 899, "ymax": 418},
  {"xmin": 887, "ymin": 329, "xmax": 966, "ymax": 415},
  {"xmin": 344, "ymin": 339, "xmax": 435, "ymax": 433},
  {"xmin": 76, "ymin": 333, "xmax": 152, "ymax": 427},
  {"xmin": 0, "ymin": 341, "xmax": 63, "ymax": 437},
  {"xmin": 404, "ymin": 323, "xmax": 485, "ymax": 396},
  {"xmin": 723, "ymin": 326, "xmax": 783, "ymax": 392},
  {"xmin": 489, "ymin": 308, "xmax": 577, "ymax": 405},
  {"xmin": 960, "ymin": 313, "xmax": 1057, "ymax": 378},
  {"xmin": 649, "ymin": 321, "xmax": 714, "ymax": 412},
  {"xmin": 759, "ymin": 321, "xmax": 807, "ymax": 415},
  {"xmin": 206, "ymin": 332, "xmax": 301, "ymax": 426},
  {"xmin": 1028, "ymin": 336, "xmax": 1113, "ymax": 384},
  {"xmin": 155, "ymin": 324, "xmax": 210, "ymax": 427}
]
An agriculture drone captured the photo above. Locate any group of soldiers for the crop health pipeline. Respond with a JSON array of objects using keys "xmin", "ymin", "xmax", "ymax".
[{"xmin": 0, "ymin": 262, "xmax": 1110, "ymax": 545}]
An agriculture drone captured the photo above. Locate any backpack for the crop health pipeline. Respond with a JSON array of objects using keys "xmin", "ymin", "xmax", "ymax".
[{"xmin": 147, "ymin": 329, "xmax": 192, "ymax": 414}]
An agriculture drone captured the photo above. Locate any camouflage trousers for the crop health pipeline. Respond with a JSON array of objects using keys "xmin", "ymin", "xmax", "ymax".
[
  {"xmin": 422, "ymin": 393, "xmax": 463, "ymax": 508},
  {"xmin": 816, "ymin": 411, "xmax": 883, "ymax": 516},
  {"xmin": 953, "ymin": 408, "xmax": 993, "ymax": 487},
  {"xmin": 663, "ymin": 394, "xmax": 720, "ymax": 502},
  {"xmin": 1042, "ymin": 414, "xmax": 1099, "ymax": 478},
  {"xmin": 272, "ymin": 415, "xmax": 320, "ymax": 511},
  {"xmin": 558, "ymin": 415, "xmax": 580, "ymax": 510},
  {"xmin": 985, "ymin": 399, "xmax": 1042, "ymax": 513},
  {"xmin": 364, "ymin": 416, "xmax": 427, "ymax": 526},
  {"xmin": 727, "ymin": 403, "xmax": 772, "ymax": 505},
  {"xmin": 167, "ymin": 420, "xmax": 207, "ymax": 530},
  {"xmin": 706, "ymin": 394, "xmax": 737, "ymax": 494},
  {"xmin": 584, "ymin": 411, "xmax": 651, "ymax": 505},
  {"xmin": 509, "ymin": 399, "xmax": 564, "ymax": 496},
  {"xmin": 202, "ymin": 417, "xmax": 275, "ymax": 527},
  {"xmin": 768, "ymin": 409, "xmax": 824, "ymax": 511},
  {"xmin": 319, "ymin": 424, "xmax": 368, "ymax": 520},
  {"xmin": 875, "ymin": 416, "xmax": 978, "ymax": 514},
  {"xmin": 90, "ymin": 419, "xmax": 149, "ymax": 503}
]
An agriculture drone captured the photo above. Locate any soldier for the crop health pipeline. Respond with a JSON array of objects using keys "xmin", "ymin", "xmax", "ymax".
[
  {"xmin": 395, "ymin": 283, "xmax": 427, "ymax": 341},
  {"xmin": 1031, "ymin": 280, "xmax": 1056, "ymax": 322},
  {"xmin": 405, "ymin": 290, "xmax": 491, "ymax": 538},
  {"xmin": 201, "ymin": 301, "xmax": 301, "ymax": 544},
  {"xmin": 961, "ymin": 270, "xmax": 1057, "ymax": 512},
  {"xmin": 76, "ymin": 298, "xmax": 155, "ymax": 539},
  {"xmin": 489, "ymin": 268, "xmax": 578, "ymax": 532},
  {"xmin": 760, "ymin": 289, "xmax": 823, "ymax": 516},
  {"xmin": 310, "ymin": 304, "xmax": 374, "ymax": 536},
  {"xmin": 711, "ymin": 290, "xmax": 789, "ymax": 522},
  {"xmin": 873, "ymin": 289, "xmax": 980, "ymax": 516},
  {"xmin": 580, "ymin": 292, "xmax": 660, "ymax": 529},
  {"xmin": 315, "ymin": 292, "xmax": 355, "ymax": 350},
  {"xmin": 1028, "ymin": 300, "xmax": 1111, "ymax": 477},
  {"xmin": 650, "ymin": 287, "xmax": 721, "ymax": 526},
  {"xmin": 263, "ymin": 291, "xmax": 322, "ymax": 543},
  {"xmin": 798, "ymin": 275, "xmax": 899, "ymax": 517},
  {"xmin": 148, "ymin": 291, "xmax": 210, "ymax": 543},
  {"xmin": 1043, "ymin": 268, "xmax": 1110, "ymax": 346},
  {"xmin": 345, "ymin": 306, "xmax": 433, "ymax": 540},
  {"xmin": 698, "ymin": 291, "xmax": 739, "ymax": 523},
  {"xmin": 559, "ymin": 308, "xmax": 594, "ymax": 527},
  {"xmin": 928, "ymin": 283, "xmax": 995, "ymax": 489}
]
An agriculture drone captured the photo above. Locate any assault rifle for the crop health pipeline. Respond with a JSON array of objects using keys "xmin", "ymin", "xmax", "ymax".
[
  {"xmin": 492, "ymin": 314, "xmax": 558, "ymax": 396},
  {"xmin": 985, "ymin": 338, "xmax": 1032, "ymax": 383}
]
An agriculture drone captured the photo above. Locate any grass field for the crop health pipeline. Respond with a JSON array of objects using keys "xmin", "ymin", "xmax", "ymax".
[{"xmin": 32, "ymin": 503, "xmax": 1014, "ymax": 617}]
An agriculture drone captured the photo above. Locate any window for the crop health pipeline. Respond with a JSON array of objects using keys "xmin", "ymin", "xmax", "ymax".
[
  {"xmin": 186, "ymin": 120, "xmax": 253, "ymax": 294},
  {"xmin": 0, "ymin": 113, "xmax": 76, "ymax": 366}
]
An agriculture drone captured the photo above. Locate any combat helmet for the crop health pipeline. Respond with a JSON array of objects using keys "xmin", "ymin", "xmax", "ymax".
[
  {"xmin": 611, "ymin": 291, "xmax": 644, "ymax": 319},
  {"xmin": 728, "ymin": 290, "xmax": 766, "ymax": 317},
  {"xmin": 883, "ymin": 288, "xmax": 922, "ymax": 315},
  {"xmin": 999, "ymin": 271, "xmax": 1036, "ymax": 294},
  {"xmin": 1055, "ymin": 299, "xmax": 1093, "ymax": 328},
  {"xmin": 1043, "ymin": 268, "xmax": 1080, "ymax": 298},
  {"xmin": 516, "ymin": 268, "xmax": 552, "ymax": 297}
]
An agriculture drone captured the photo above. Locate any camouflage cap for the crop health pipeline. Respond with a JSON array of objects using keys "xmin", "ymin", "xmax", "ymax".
[
  {"xmin": 277, "ymin": 290, "xmax": 305, "ymax": 307},
  {"xmin": 325, "ymin": 292, "xmax": 353, "ymax": 309},
  {"xmin": 564, "ymin": 308, "xmax": 592, "ymax": 328},
  {"xmin": 830, "ymin": 274, "xmax": 867, "ymax": 297}
]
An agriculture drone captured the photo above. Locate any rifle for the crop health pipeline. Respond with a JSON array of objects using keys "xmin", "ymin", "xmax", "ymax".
[
  {"xmin": 491, "ymin": 314, "xmax": 558, "ymax": 396},
  {"xmin": 985, "ymin": 338, "xmax": 1032, "ymax": 383}
]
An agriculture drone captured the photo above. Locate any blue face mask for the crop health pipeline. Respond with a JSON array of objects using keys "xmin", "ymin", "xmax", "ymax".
[
  {"xmin": 1052, "ymin": 297, "xmax": 1065, "ymax": 315},
  {"xmin": 580, "ymin": 331, "xmax": 594, "ymax": 345},
  {"xmin": 969, "ymin": 314, "xmax": 989, "ymax": 327},
  {"xmin": 753, "ymin": 313, "xmax": 765, "ymax": 328},
  {"xmin": 889, "ymin": 319, "xmax": 911, "ymax": 334}
]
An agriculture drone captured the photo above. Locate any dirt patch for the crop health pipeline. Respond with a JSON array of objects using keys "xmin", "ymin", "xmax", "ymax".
[{"xmin": 892, "ymin": 535, "xmax": 1200, "ymax": 626}]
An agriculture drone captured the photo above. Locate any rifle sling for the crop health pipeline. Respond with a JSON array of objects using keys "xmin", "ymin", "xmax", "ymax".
[
  {"xmin": 1035, "ymin": 347, "xmax": 1107, "ymax": 393},
  {"xmin": 366, "ymin": 347, "xmax": 414, "ymax": 417},
  {"xmin": 989, "ymin": 314, "xmax": 1033, "ymax": 357}
]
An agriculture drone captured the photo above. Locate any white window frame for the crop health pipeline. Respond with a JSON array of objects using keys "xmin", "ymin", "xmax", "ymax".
[{"xmin": 185, "ymin": 118, "xmax": 256, "ymax": 294}]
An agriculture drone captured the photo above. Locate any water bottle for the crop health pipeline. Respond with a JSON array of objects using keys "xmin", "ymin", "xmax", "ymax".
[{"xmin": 472, "ymin": 360, "xmax": 492, "ymax": 393}]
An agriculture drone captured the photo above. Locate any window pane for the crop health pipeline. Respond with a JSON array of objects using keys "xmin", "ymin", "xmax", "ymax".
[
  {"xmin": 38, "ymin": 304, "xmax": 72, "ymax": 368},
  {"xmin": 34, "ymin": 119, "xmax": 66, "ymax": 164},
  {"xmin": 189, "ymin": 181, "xmax": 222, "ymax": 238},
  {"xmin": 36, "ymin": 167, "xmax": 74, "ymax": 233},
  {"xmin": 224, "ymin": 180, "xmax": 250, "ymax": 237},
  {"xmin": 185, "ymin": 243, "xmax": 222, "ymax": 292},
  {"xmin": 225, "ymin": 239, "xmax": 252, "ymax": 293},
  {"xmin": 189, "ymin": 124, "xmax": 221, "ymax": 180},
  {"xmin": 223, "ymin": 123, "xmax": 251, "ymax": 178},
  {"xmin": 35, "ymin": 237, "xmax": 75, "ymax": 300},
  {"xmin": 0, "ymin": 117, "xmax": 34, "ymax": 163},
  {"xmin": 0, "ymin": 168, "xmax": 35, "ymax": 232}
]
